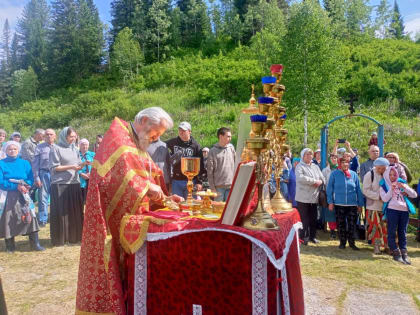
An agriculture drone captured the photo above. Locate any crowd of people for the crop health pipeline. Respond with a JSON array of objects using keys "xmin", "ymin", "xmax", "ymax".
[
  {"xmin": 0, "ymin": 120, "xmax": 418, "ymax": 267},
  {"xmin": 0, "ymin": 119, "xmax": 237, "ymax": 252},
  {"xmin": 0, "ymin": 128, "xmax": 101, "ymax": 252},
  {"xmin": 287, "ymin": 139, "xmax": 419, "ymax": 266}
]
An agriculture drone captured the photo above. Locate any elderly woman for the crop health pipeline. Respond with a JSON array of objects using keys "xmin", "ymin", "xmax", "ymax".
[
  {"xmin": 78, "ymin": 138, "xmax": 95, "ymax": 204},
  {"xmin": 385, "ymin": 152, "xmax": 412, "ymax": 183},
  {"xmin": 327, "ymin": 154, "xmax": 364, "ymax": 250},
  {"xmin": 295, "ymin": 148, "xmax": 325, "ymax": 245},
  {"xmin": 363, "ymin": 157, "xmax": 389, "ymax": 254},
  {"xmin": 322, "ymin": 153, "xmax": 338, "ymax": 238},
  {"xmin": 0, "ymin": 141, "xmax": 44, "ymax": 252},
  {"xmin": 49, "ymin": 127, "xmax": 86, "ymax": 246}
]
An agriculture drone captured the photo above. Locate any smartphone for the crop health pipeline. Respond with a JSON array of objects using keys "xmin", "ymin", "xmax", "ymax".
[{"xmin": 338, "ymin": 138, "xmax": 346, "ymax": 143}]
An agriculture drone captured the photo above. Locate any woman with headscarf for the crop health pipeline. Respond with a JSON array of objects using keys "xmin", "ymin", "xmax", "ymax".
[
  {"xmin": 385, "ymin": 152, "xmax": 411, "ymax": 183},
  {"xmin": 295, "ymin": 148, "xmax": 325, "ymax": 245},
  {"xmin": 327, "ymin": 155, "xmax": 364, "ymax": 250},
  {"xmin": 362, "ymin": 157, "xmax": 389, "ymax": 254},
  {"xmin": 287, "ymin": 157, "xmax": 300, "ymax": 208},
  {"xmin": 380, "ymin": 166, "xmax": 417, "ymax": 264},
  {"xmin": 0, "ymin": 141, "xmax": 44, "ymax": 252},
  {"xmin": 49, "ymin": 127, "xmax": 86, "ymax": 246},
  {"xmin": 78, "ymin": 138, "xmax": 95, "ymax": 204},
  {"xmin": 322, "ymin": 153, "xmax": 339, "ymax": 238}
]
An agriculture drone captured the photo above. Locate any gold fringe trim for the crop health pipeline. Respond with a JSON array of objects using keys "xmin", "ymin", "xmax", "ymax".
[{"xmin": 119, "ymin": 215, "xmax": 168, "ymax": 254}]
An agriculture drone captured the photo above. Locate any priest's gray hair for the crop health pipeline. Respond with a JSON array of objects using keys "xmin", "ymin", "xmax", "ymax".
[{"xmin": 134, "ymin": 107, "xmax": 173, "ymax": 129}]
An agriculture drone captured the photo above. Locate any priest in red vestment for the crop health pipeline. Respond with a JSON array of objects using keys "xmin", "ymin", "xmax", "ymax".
[{"xmin": 75, "ymin": 107, "xmax": 182, "ymax": 315}]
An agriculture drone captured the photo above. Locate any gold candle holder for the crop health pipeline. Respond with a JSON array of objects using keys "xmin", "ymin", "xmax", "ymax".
[{"xmin": 242, "ymin": 138, "xmax": 279, "ymax": 231}]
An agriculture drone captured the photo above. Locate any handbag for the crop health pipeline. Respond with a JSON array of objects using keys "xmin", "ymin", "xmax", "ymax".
[{"xmin": 318, "ymin": 184, "xmax": 328, "ymax": 208}]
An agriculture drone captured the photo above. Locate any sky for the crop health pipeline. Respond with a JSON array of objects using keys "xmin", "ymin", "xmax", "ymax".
[{"xmin": 1, "ymin": 0, "xmax": 420, "ymax": 39}]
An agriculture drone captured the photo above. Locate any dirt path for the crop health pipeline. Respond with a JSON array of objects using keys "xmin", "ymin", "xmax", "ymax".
[{"xmin": 303, "ymin": 276, "xmax": 420, "ymax": 315}]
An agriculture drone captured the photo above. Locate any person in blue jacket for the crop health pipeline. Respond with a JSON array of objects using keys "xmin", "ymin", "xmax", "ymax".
[
  {"xmin": 0, "ymin": 141, "xmax": 44, "ymax": 253},
  {"xmin": 78, "ymin": 138, "xmax": 95, "ymax": 204},
  {"xmin": 327, "ymin": 153, "xmax": 364, "ymax": 250}
]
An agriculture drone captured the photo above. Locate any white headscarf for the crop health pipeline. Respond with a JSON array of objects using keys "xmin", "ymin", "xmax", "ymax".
[
  {"xmin": 300, "ymin": 148, "xmax": 313, "ymax": 164},
  {"xmin": 2, "ymin": 140, "xmax": 21, "ymax": 156}
]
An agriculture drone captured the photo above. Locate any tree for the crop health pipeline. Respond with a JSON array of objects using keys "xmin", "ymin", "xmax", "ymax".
[
  {"xmin": 17, "ymin": 0, "xmax": 50, "ymax": 79},
  {"xmin": 10, "ymin": 67, "xmax": 39, "ymax": 106},
  {"xmin": 374, "ymin": 0, "xmax": 391, "ymax": 38},
  {"xmin": 389, "ymin": 0, "xmax": 405, "ymax": 39},
  {"xmin": 76, "ymin": 0, "xmax": 104, "ymax": 76},
  {"xmin": 345, "ymin": 0, "xmax": 372, "ymax": 39},
  {"xmin": 249, "ymin": 0, "xmax": 286, "ymax": 69},
  {"xmin": 2, "ymin": 19, "xmax": 11, "ymax": 71},
  {"xmin": 145, "ymin": 0, "xmax": 171, "ymax": 62},
  {"xmin": 10, "ymin": 33, "xmax": 21, "ymax": 73},
  {"xmin": 111, "ymin": 27, "xmax": 144, "ymax": 81},
  {"xmin": 169, "ymin": 7, "xmax": 183, "ymax": 49},
  {"xmin": 281, "ymin": 0, "xmax": 342, "ymax": 145},
  {"xmin": 110, "ymin": 0, "xmax": 139, "ymax": 43},
  {"xmin": 0, "ymin": 61, "xmax": 12, "ymax": 106},
  {"xmin": 323, "ymin": 0, "xmax": 346, "ymax": 39},
  {"xmin": 48, "ymin": 0, "xmax": 79, "ymax": 86},
  {"xmin": 177, "ymin": 0, "xmax": 211, "ymax": 47}
]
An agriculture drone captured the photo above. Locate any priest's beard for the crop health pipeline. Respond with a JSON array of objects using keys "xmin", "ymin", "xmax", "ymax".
[{"xmin": 137, "ymin": 129, "xmax": 151, "ymax": 151}]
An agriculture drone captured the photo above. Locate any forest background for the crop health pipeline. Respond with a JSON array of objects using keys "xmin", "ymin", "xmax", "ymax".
[{"xmin": 0, "ymin": 0, "xmax": 419, "ymax": 179}]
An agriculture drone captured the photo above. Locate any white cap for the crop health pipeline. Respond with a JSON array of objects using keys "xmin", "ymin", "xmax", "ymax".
[
  {"xmin": 202, "ymin": 147, "xmax": 209, "ymax": 152},
  {"xmin": 179, "ymin": 121, "xmax": 191, "ymax": 131}
]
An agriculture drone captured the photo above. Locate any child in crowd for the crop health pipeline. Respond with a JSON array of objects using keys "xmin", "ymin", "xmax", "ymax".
[{"xmin": 379, "ymin": 166, "xmax": 417, "ymax": 264}]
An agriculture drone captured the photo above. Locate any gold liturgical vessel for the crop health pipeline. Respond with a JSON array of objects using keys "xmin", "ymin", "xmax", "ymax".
[
  {"xmin": 180, "ymin": 157, "xmax": 201, "ymax": 212},
  {"xmin": 242, "ymin": 124, "xmax": 279, "ymax": 231}
]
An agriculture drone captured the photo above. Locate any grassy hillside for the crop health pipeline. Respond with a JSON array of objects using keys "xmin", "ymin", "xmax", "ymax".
[{"xmin": 2, "ymin": 84, "xmax": 419, "ymax": 180}]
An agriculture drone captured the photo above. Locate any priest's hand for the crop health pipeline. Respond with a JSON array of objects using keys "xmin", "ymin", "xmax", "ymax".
[
  {"xmin": 147, "ymin": 183, "xmax": 164, "ymax": 201},
  {"xmin": 170, "ymin": 194, "xmax": 184, "ymax": 203}
]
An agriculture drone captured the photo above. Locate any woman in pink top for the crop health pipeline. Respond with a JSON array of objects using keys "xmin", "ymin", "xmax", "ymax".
[{"xmin": 380, "ymin": 166, "xmax": 417, "ymax": 264}]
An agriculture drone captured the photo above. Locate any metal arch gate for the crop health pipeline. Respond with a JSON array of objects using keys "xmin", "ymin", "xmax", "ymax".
[{"xmin": 320, "ymin": 114, "xmax": 384, "ymax": 170}]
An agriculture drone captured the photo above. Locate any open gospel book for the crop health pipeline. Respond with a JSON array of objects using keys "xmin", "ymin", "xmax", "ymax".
[{"xmin": 221, "ymin": 161, "xmax": 257, "ymax": 226}]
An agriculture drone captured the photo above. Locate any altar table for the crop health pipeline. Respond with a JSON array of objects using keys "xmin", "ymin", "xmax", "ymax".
[{"xmin": 126, "ymin": 210, "xmax": 304, "ymax": 315}]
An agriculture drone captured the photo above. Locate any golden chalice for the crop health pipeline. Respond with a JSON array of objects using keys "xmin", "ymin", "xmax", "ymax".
[{"xmin": 180, "ymin": 157, "xmax": 201, "ymax": 208}]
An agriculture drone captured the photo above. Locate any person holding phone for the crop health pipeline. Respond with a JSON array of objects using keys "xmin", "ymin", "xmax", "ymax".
[
  {"xmin": 78, "ymin": 138, "xmax": 95, "ymax": 204},
  {"xmin": 49, "ymin": 127, "xmax": 85, "ymax": 246}
]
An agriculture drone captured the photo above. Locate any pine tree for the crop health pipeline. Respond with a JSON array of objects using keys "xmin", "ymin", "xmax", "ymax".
[
  {"xmin": 110, "ymin": 0, "xmax": 139, "ymax": 43},
  {"xmin": 10, "ymin": 33, "xmax": 21, "ymax": 73},
  {"xmin": 177, "ymin": 0, "xmax": 211, "ymax": 47},
  {"xmin": 169, "ymin": 7, "xmax": 183, "ymax": 49},
  {"xmin": 2, "ymin": 20, "xmax": 11, "ymax": 71},
  {"xmin": 389, "ymin": 0, "xmax": 405, "ymax": 39},
  {"xmin": 48, "ymin": 0, "xmax": 79, "ymax": 86},
  {"xmin": 17, "ymin": 0, "xmax": 50, "ymax": 79},
  {"xmin": 374, "ymin": 0, "xmax": 391, "ymax": 38},
  {"xmin": 76, "ymin": 0, "xmax": 104, "ymax": 76},
  {"xmin": 0, "ymin": 61, "xmax": 12, "ymax": 106}
]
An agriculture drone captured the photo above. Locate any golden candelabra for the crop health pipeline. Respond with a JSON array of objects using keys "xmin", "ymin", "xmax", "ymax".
[{"xmin": 241, "ymin": 63, "xmax": 293, "ymax": 230}]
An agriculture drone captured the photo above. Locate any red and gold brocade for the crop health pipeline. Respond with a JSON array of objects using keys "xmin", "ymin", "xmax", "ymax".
[{"xmin": 76, "ymin": 117, "xmax": 165, "ymax": 315}]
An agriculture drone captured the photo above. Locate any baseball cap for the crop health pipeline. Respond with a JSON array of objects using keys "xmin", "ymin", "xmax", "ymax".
[{"xmin": 179, "ymin": 122, "xmax": 191, "ymax": 131}]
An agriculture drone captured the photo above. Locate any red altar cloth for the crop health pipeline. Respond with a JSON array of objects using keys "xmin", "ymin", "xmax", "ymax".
[{"xmin": 126, "ymin": 210, "xmax": 304, "ymax": 315}]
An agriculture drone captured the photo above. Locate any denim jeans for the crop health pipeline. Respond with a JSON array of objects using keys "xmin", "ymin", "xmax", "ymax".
[
  {"xmin": 387, "ymin": 208, "xmax": 409, "ymax": 251},
  {"xmin": 172, "ymin": 180, "xmax": 188, "ymax": 200},
  {"xmin": 37, "ymin": 170, "xmax": 51, "ymax": 224},
  {"xmin": 215, "ymin": 187, "xmax": 230, "ymax": 202}
]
